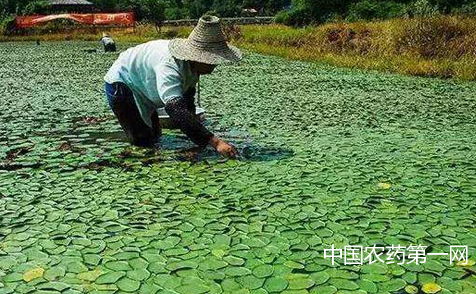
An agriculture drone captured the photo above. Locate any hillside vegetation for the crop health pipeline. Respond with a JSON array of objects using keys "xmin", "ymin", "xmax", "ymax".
[{"xmin": 1, "ymin": 0, "xmax": 476, "ymax": 26}]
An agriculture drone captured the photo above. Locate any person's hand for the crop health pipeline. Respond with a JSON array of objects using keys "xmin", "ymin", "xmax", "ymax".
[{"xmin": 209, "ymin": 136, "xmax": 238, "ymax": 158}]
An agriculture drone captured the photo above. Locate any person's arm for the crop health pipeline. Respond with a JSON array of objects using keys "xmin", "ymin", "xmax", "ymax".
[
  {"xmin": 164, "ymin": 96, "xmax": 213, "ymax": 147},
  {"xmin": 157, "ymin": 62, "xmax": 238, "ymax": 157},
  {"xmin": 164, "ymin": 97, "xmax": 238, "ymax": 158}
]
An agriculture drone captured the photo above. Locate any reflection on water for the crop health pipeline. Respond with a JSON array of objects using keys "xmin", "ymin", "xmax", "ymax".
[
  {"xmin": 174, "ymin": 143, "xmax": 294, "ymax": 163},
  {"xmin": 157, "ymin": 129, "xmax": 294, "ymax": 163},
  {"xmin": 21, "ymin": 125, "xmax": 295, "ymax": 171},
  {"xmin": 88, "ymin": 129, "xmax": 294, "ymax": 165}
]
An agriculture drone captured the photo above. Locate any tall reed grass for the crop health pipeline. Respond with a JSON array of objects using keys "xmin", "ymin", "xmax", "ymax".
[{"xmin": 235, "ymin": 15, "xmax": 476, "ymax": 80}]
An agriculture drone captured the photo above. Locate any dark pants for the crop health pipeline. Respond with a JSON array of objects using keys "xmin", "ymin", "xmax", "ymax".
[{"xmin": 105, "ymin": 82, "xmax": 160, "ymax": 147}]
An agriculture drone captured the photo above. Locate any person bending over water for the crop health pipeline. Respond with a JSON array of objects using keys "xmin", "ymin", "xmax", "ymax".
[{"xmin": 104, "ymin": 16, "xmax": 241, "ymax": 158}]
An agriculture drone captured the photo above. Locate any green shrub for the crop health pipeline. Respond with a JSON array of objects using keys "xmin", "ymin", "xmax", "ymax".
[
  {"xmin": 274, "ymin": 10, "xmax": 291, "ymax": 25},
  {"xmin": 452, "ymin": 2, "xmax": 476, "ymax": 15},
  {"xmin": 274, "ymin": 9, "xmax": 313, "ymax": 26},
  {"xmin": 0, "ymin": 15, "xmax": 15, "ymax": 35},
  {"xmin": 164, "ymin": 7, "xmax": 187, "ymax": 20},
  {"xmin": 346, "ymin": 0, "xmax": 407, "ymax": 21},
  {"xmin": 122, "ymin": 0, "xmax": 165, "ymax": 23},
  {"xmin": 22, "ymin": 0, "xmax": 50, "ymax": 15},
  {"xmin": 405, "ymin": 0, "xmax": 440, "ymax": 17},
  {"xmin": 275, "ymin": 0, "xmax": 354, "ymax": 26},
  {"xmin": 276, "ymin": 7, "xmax": 313, "ymax": 26}
]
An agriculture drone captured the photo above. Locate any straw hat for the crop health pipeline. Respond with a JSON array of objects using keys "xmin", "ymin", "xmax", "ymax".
[{"xmin": 169, "ymin": 15, "xmax": 242, "ymax": 65}]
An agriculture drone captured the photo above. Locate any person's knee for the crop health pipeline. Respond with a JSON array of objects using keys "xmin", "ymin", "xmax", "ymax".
[
  {"xmin": 130, "ymin": 130, "xmax": 158, "ymax": 147},
  {"xmin": 132, "ymin": 138, "xmax": 154, "ymax": 147}
]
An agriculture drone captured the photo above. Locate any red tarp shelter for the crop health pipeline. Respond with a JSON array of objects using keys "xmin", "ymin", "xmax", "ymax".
[{"xmin": 15, "ymin": 12, "xmax": 135, "ymax": 29}]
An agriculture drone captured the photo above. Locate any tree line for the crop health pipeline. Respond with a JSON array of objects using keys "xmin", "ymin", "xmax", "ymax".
[
  {"xmin": 277, "ymin": 0, "xmax": 476, "ymax": 26},
  {"xmin": 1, "ymin": 0, "xmax": 476, "ymax": 26}
]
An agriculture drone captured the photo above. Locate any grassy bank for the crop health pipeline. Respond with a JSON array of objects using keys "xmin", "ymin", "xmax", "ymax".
[
  {"xmin": 236, "ymin": 16, "xmax": 476, "ymax": 80},
  {"xmin": 2, "ymin": 15, "xmax": 476, "ymax": 80}
]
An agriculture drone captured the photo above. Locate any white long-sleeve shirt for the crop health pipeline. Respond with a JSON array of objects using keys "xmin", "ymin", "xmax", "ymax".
[{"xmin": 104, "ymin": 40, "xmax": 198, "ymax": 127}]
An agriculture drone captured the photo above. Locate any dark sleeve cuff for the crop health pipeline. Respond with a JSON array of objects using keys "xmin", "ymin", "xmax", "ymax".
[{"xmin": 164, "ymin": 96, "xmax": 213, "ymax": 147}]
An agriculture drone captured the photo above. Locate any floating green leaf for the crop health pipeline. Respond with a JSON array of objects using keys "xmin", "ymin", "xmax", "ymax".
[
  {"xmin": 264, "ymin": 276, "xmax": 289, "ymax": 292},
  {"xmin": 405, "ymin": 285, "xmax": 419, "ymax": 294},
  {"xmin": 117, "ymin": 277, "xmax": 141, "ymax": 292},
  {"xmin": 96, "ymin": 271, "xmax": 126, "ymax": 284},
  {"xmin": 422, "ymin": 283, "xmax": 442, "ymax": 294},
  {"xmin": 253, "ymin": 264, "xmax": 274, "ymax": 278},
  {"xmin": 23, "ymin": 267, "xmax": 45, "ymax": 282}
]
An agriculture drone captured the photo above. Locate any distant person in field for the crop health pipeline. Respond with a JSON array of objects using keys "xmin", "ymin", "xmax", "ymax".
[
  {"xmin": 104, "ymin": 16, "xmax": 241, "ymax": 158},
  {"xmin": 100, "ymin": 33, "xmax": 116, "ymax": 52}
]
